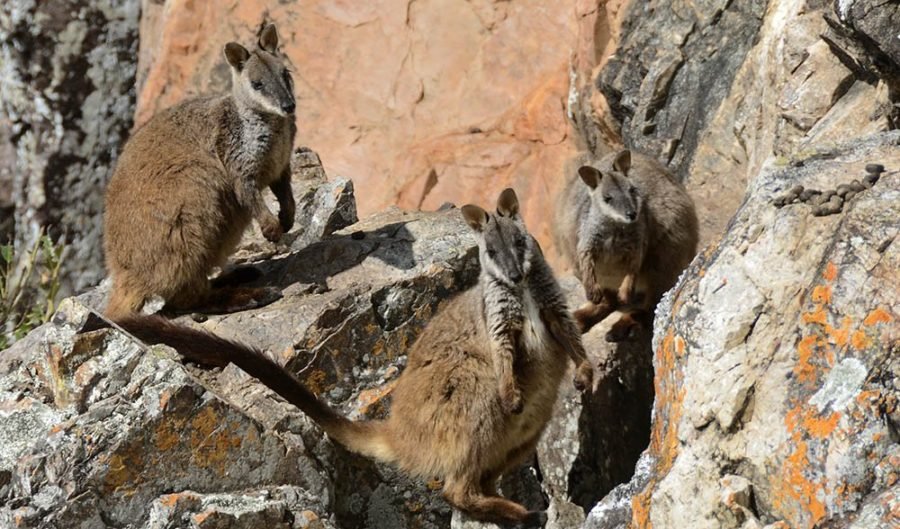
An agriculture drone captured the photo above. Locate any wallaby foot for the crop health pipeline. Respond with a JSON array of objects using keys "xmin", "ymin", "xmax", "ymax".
[
  {"xmin": 574, "ymin": 300, "xmax": 614, "ymax": 333},
  {"xmin": 170, "ymin": 285, "xmax": 281, "ymax": 315},
  {"xmin": 605, "ymin": 311, "xmax": 645, "ymax": 342},
  {"xmin": 443, "ymin": 480, "xmax": 534, "ymax": 526},
  {"xmin": 206, "ymin": 286, "xmax": 282, "ymax": 313},
  {"xmin": 211, "ymin": 266, "xmax": 263, "ymax": 288}
]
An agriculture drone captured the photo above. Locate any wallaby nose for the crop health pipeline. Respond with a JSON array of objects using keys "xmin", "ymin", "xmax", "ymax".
[
  {"xmin": 510, "ymin": 270, "xmax": 523, "ymax": 283},
  {"xmin": 626, "ymin": 211, "xmax": 637, "ymax": 221},
  {"xmin": 282, "ymin": 101, "xmax": 296, "ymax": 114}
]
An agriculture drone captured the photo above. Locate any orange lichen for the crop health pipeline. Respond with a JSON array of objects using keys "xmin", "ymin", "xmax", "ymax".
[
  {"xmin": 825, "ymin": 317, "xmax": 851, "ymax": 347},
  {"xmin": 795, "ymin": 335, "xmax": 820, "ymax": 384},
  {"xmin": 851, "ymin": 330, "xmax": 871, "ymax": 350},
  {"xmin": 802, "ymin": 308, "xmax": 828, "ymax": 325},
  {"xmin": 189, "ymin": 407, "xmax": 243, "ymax": 473},
  {"xmin": 823, "ymin": 262, "xmax": 837, "ymax": 282},
  {"xmin": 356, "ymin": 380, "xmax": 398, "ymax": 416},
  {"xmin": 863, "ymin": 308, "xmax": 892, "ymax": 326},
  {"xmin": 631, "ymin": 490, "xmax": 653, "ymax": 529},
  {"xmin": 192, "ymin": 511, "xmax": 212, "ymax": 524},
  {"xmin": 811, "ymin": 285, "xmax": 832, "ymax": 304},
  {"xmin": 629, "ymin": 328, "xmax": 687, "ymax": 528},
  {"xmin": 159, "ymin": 493, "xmax": 180, "ymax": 508}
]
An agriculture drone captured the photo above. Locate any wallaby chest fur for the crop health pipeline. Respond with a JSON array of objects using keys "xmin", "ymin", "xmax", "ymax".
[{"xmin": 386, "ymin": 261, "xmax": 570, "ymax": 480}]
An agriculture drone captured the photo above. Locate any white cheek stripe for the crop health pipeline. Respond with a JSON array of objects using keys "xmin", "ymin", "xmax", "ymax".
[{"xmin": 250, "ymin": 88, "xmax": 287, "ymax": 117}]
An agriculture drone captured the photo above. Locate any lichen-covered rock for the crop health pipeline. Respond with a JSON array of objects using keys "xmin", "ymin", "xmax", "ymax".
[
  {"xmin": 0, "ymin": 0, "xmax": 140, "ymax": 295},
  {"xmin": 0, "ymin": 184, "xmax": 481, "ymax": 527},
  {"xmin": 586, "ymin": 131, "xmax": 899, "ymax": 528}
]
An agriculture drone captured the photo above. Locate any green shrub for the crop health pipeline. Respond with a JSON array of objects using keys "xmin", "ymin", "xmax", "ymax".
[{"xmin": 0, "ymin": 231, "xmax": 65, "ymax": 350}]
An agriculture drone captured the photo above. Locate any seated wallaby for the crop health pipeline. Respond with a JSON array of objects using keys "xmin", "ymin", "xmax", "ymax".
[
  {"xmin": 104, "ymin": 23, "xmax": 296, "ymax": 320},
  {"xmin": 554, "ymin": 149, "xmax": 699, "ymax": 339},
  {"xmin": 116, "ymin": 189, "xmax": 593, "ymax": 526}
]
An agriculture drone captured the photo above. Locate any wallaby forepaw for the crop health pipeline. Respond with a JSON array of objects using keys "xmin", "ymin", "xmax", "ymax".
[
  {"xmin": 586, "ymin": 285, "xmax": 605, "ymax": 305},
  {"xmin": 500, "ymin": 385, "xmax": 524, "ymax": 415},
  {"xmin": 253, "ymin": 286, "xmax": 283, "ymax": 308},
  {"xmin": 573, "ymin": 307, "xmax": 595, "ymax": 334},
  {"xmin": 261, "ymin": 218, "xmax": 284, "ymax": 242},
  {"xmin": 605, "ymin": 318, "xmax": 640, "ymax": 343},
  {"xmin": 573, "ymin": 362, "xmax": 594, "ymax": 392}
]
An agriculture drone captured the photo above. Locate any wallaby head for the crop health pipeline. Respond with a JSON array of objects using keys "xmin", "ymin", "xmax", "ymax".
[
  {"xmin": 461, "ymin": 188, "xmax": 537, "ymax": 287},
  {"xmin": 578, "ymin": 150, "xmax": 642, "ymax": 223},
  {"xmin": 223, "ymin": 23, "xmax": 296, "ymax": 117}
]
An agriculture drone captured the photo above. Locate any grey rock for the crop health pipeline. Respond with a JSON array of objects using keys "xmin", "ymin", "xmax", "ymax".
[
  {"xmin": 0, "ymin": 0, "xmax": 140, "ymax": 296},
  {"xmin": 598, "ymin": 0, "xmax": 767, "ymax": 177},
  {"xmin": 585, "ymin": 132, "xmax": 900, "ymax": 528}
]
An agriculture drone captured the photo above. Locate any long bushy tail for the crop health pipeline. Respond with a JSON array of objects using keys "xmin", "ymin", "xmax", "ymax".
[{"xmin": 115, "ymin": 315, "xmax": 394, "ymax": 462}]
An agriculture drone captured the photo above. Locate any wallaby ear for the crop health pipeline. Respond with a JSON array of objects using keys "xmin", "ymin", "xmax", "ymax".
[
  {"xmin": 612, "ymin": 150, "xmax": 631, "ymax": 175},
  {"xmin": 578, "ymin": 165, "xmax": 601, "ymax": 189},
  {"xmin": 224, "ymin": 42, "xmax": 250, "ymax": 70},
  {"xmin": 496, "ymin": 188, "xmax": 520, "ymax": 218},
  {"xmin": 258, "ymin": 23, "xmax": 279, "ymax": 53},
  {"xmin": 461, "ymin": 205, "xmax": 488, "ymax": 232}
]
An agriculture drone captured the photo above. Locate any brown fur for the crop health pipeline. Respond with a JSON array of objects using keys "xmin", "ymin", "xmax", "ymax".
[
  {"xmin": 554, "ymin": 149, "xmax": 699, "ymax": 336},
  {"xmin": 115, "ymin": 191, "xmax": 590, "ymax": 525},
  {"xmin": 104, "ymin": 24, "xmax": 296, "ymax": 319}
]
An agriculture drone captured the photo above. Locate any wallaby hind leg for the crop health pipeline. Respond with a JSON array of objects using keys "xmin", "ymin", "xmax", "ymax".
[
  {"xmin": 210, "ymin": 266, "xmax": 264, "ymax": 288},
  {"xmin": 479, "ymin": 434, "xmax": 542, "ymax": 497},
  {"xmin": 573, "ymin": 289, "xmax": 617, "ymax": 333},
  {"xmin": 443, "ymin": 478, "xmax": 542, "ymax": 526},
  {"xmin": 168, "ymin": 279, "xmax": 281, "ymax": 315},
  {"xmin": 105, "ymin": 281, "xmax": 147, "ymax": 320},
  {"xmin": 605, "ymin": 309, "xmax": 651, "ymax": 342}
]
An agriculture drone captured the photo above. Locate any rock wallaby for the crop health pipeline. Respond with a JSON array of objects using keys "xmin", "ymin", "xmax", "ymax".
[
  {"xmin": 554, "ymin": 149, "xmax": 699, "ymax": 339},
  {"xmin": 116, "ymin": 189, "xmax": 594, "ymax": 526},
  {"xmin": 104, "ymin": 23, "xmax": 297, "ymax": 320}
]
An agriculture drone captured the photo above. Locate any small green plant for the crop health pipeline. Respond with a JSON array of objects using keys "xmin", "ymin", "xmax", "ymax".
[{"xmin": 0, "ymin": 230, "xmax": 65, "ymax": 350}]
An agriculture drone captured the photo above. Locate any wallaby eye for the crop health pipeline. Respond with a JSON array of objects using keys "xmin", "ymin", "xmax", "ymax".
[
  {"xmin": 630, "ymin": 187, "xmax": 637, "ymax": 194},
  {"xmin": 603, "ymin": 194, "xmax": 612, "ymax": 203},
  {"xmin": 487, "ymin": 249, "xmax": 497, "ymax": 259},
  {"xmin": 282, "ymin": 70, "xmax": 292, "ymax": 86},
  {"xmin": 516, "ymin": 238, "xmax": 526, "ymax": 249},
  {"xmin": 251, "ymin": 81, "xmax": 264, "ymax": 91}
]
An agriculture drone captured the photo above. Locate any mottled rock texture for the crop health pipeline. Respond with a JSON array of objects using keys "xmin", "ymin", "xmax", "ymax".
[
  {"xmin": 0, "ymin": 0, "xmax": 140, "ymax": 294},
  {"xmin": 586, "ymin": 130, "xmax": 899, "ymax": 529},
  {"xmin": 581, "ymin": 0, "xmax": 900, "ymax": 525}
]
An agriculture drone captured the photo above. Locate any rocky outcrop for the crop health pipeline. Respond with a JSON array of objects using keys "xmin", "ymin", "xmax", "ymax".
[
  {"xmin": 586, "ymin": 130, "xmax": 898, "ymax": 529},
  {"xmin": 580, "ymin": 0, "xmax": 900, "ymax": 526},
  {"xmin": 0, "ymin": 167, "xmax": 475, "ymax": 527},
  {"xmin": 0, "ymin": 0, "xmax": 140, "ymax": 294},
  {"xmin": 0, "ymin": 148, "xmax": 658, "ymax": 527}
]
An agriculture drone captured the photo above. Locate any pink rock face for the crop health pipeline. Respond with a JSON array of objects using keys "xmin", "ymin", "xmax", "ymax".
[{"xmin": 136, "ymin": 0, "xmax": 627, "ymax": 264}]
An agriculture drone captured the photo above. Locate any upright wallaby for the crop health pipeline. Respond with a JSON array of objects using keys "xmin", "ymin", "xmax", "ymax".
[
  {"xmin": 104, "ymin": 23, "xmax": 297, "ymax": 320},
  {"xmin": 116, "ymin": 189, "xmax": 593, "ymax": 526},
  {"xmin": 555, "ymin": 149, "xmax": 699, "ymax": 338}
]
